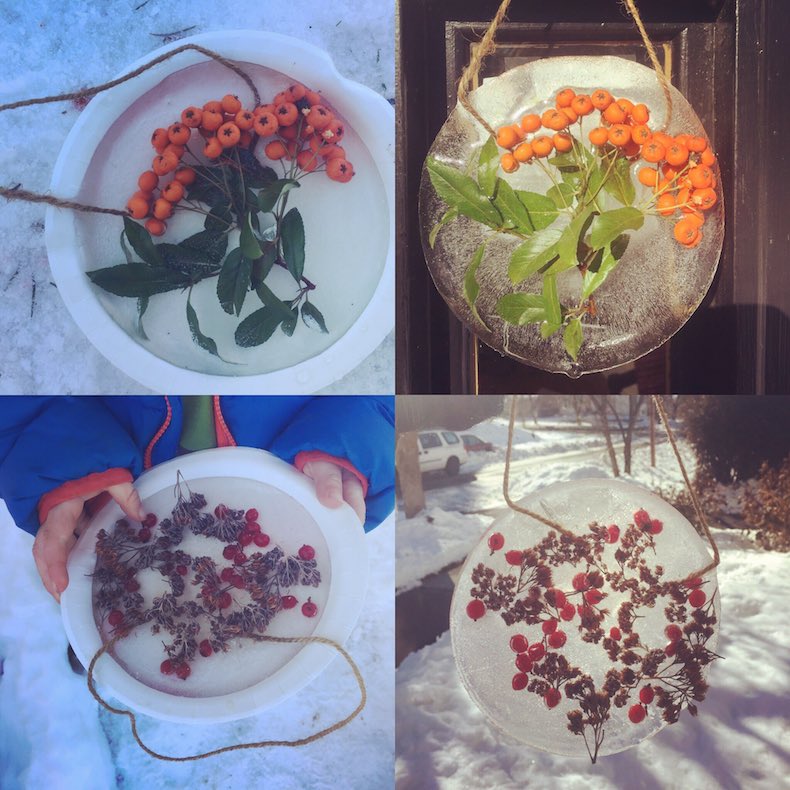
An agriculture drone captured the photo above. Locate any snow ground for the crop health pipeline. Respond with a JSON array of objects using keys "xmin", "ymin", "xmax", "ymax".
[
  {"xmin": 0, "ymin": 0, "xmax": 394, "ymax": 395},
  {"xmin": 0, "ymin": 501, "xmax": 394, "ymax": 790},
  {"xmin": 395, "ymin": 417, "xmax": 790, "ymax": 789}
]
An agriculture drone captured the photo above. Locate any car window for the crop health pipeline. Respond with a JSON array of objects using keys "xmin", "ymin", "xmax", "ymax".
[
  {"xmin": 419, "ymin": 432, "xmax": 441, "ymax": 449},
  {"xmin": 442, "ymin": 432, "xmax": 459, "ymax": 444}
]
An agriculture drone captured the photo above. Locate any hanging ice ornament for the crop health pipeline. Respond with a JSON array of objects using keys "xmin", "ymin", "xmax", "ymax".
[{"xmin": 450, "ymin": 478, "xmax": 720, "ymax": 762}]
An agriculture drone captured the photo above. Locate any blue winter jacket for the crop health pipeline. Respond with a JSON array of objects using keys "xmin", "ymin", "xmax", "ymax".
[{"xmin": 0, "ymin": 396, "xmax": 394, "ymax": 535}]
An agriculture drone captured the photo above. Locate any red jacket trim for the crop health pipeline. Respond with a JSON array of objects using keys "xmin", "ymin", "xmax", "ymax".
[
  {"xmin": 213, "ymin": 396, "xmax": 237, "ymax": 448},
  {"xmin": 144, "ymin": 395, "xmax": 172, "ymax": 469},
  {"xmin": 293, "ymin": 451, "xmax": 369, "ymax": 498},
  {"xmin": 38, "ymin": 468, "xmax": 134, "ymax": 526}
]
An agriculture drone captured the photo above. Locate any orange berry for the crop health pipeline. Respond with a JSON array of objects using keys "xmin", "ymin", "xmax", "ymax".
[
  {"xmin": 174, "ymin": 167, "xmax": 196, "ymax": 186},
  {"xmin": 570, "ymin": 94, "xmax": 594, "ymax": 116},
  {"xmin": 603, "ymin": 103, "xmax": 627, "ymax": 124},
  {"xmin": 556, "ymin": 88, "xmax": 576, "ymax": 108},
  {"xmin": 322, "ymin": 119, "xmax": 345, "ymax": 144},
  {"xmin": 326, "ymin": 158, "xmax": 354, "ymax": 182},
  {"xmin": 700, "ymin": 148, "xmax": 716, "ymax": 167},
  {"xmin": 615, "ymin": 98, "xmax": 634, "ymax": 116},
  {"xmin": 152, "ymin": 198, "xmax": 173, "ymax": 220},
  {"xmin": 253, "ymin": 103, "xmax": 275, "ymax": 118},
  {"xmin": 201, "ymin": 109, "xmax": 223, "ymax": 132},
  {"xmin": 181, "ymin": 106, "xmax": 203, "ymax": 128},
  {"xmin": 608, "ymin": 124, "xmax": 631, "ymax": 147},
  {"xmin": 642, "ymin": 141, "xmax": 667, "ymax": 164},
  {"xmin": 203, "ymin": 137, "xmax": 223, "ymax": 159},
  {"xmin": 151, "ymin": 128, "xmax": 169, "ymax": 153},
  {"xmin": 623, "ymin": 140, "xmax": 641, "ymax": 158},
  {"xmin": 253, "ymin": 112, "xmax": 279, "ymax": 137},
  {"xmin": 496, "ymin": 125, "xmax": 521, "ymax": 150},
  {"xmin": 686, "ymin": 210, "xmax": 705, "ymax": 228},
  {"xmin": 163, "ymin": 143, "xmax": 185, "ymax": 160},
  {"xmin": 665, "ymin": 142, "xmax": 689, "ymax": 167},
  {"xmin": 319, "ymin": 144, "xmax": 346, "ymax": 160},
  {"xmin": 275, "ymin": 102, "xmax": 300, "ymax": 127},
  {"xmin": 264, "ymin": 140, "xmax": 288, "ymax": 160},
  {"xmin": 637, "ymin": 167, "xmax": 659, "ymax": 187},
  {"xmin": 131, "ymin": 190, "xmax": 153, "ymax": 201},
  {"xmin": 306, "ymin": 104, "xmax": 333, "ymax": 131},
  {"xmin": 542, "ymin": 109, "xmax": 569, "ymax": 131},
  {"xmin": 203, "ymin": 100, "xmax": 224, "ymax": 114},
  {"xmin": 674, "ymin": 217, "xmax": 699, "ymax": 245},
  {"xmin": 221, "ymin": 94, "xmax": 242, "ymax": 114},
  {"xmin": 675, "ymin": 133, "xmax": 692, "ymax": 148},
  {"xmin": 161, "ymin": 180, "xmax": 184, "ymax": 203},
  {"xmin": 514, "ymin": 142, "xmax": 534, "ymax": 162},
  {"xmin": 296, "ymin": 149, "xmax": 320, "ymax": 172},
  {"xmin": 684, "ymin": 230, "xmax": 703, "ymax": 248},
  {"xmin": 687, "ymin": 136, "xmax": 707, "ymax": 153},
  {"xmin": 273, "ymin": 91, "xmax": 290, "ymax": 106},
  {"xmin": 631, "ymin": 103, "xmax": 650, "ymax": 124},
  {"xmin": 553, "ymin": 132, "xmax": 573, "ymax": 153},
  {"xmin": 500, "ymin": 152, "xmax": 519, "ymax": 173},
  {"xmin": 167, "ymin": 123, "xmax": 190, "ymax": 146},
  {"xmin": 662, "ymin": 162, "xmax": 679, "ymax": 179},
  {"xmin": 126, "ymin": 195, "xmax": 149, "ymax": 219},
  {"xmin": 305, "ymin": 89, "xmax": 322, "ymax": 106},
  {"xmin": 590, "ymin": 89, "xmax": 613, "ymax": 110},
  {"xmin": 689, "ymin": 165, "xmax": 713, "ymax": 189},
  {"xmin": 692, "ymin": 187, "xmax": 717, "ymax": 211},
  {"xmin": 653, "ymin": 131, "xmax": 674, "ymax": 149},
  {"xmin": 588, "ymin": 127, "xmax": 609, "ymax": 146},
  {"xmin": 287, "ymin": 83, "xmax": 307, "ymax": 102},
  {"xmin": 279, "ymin": 123, "xmax": 299, "ymax": 141},
  {"xmin": 217, "ymin": 122, "xmax": 241, "ymax": 148},
  {"xmin": 656, "ymin": 193, "xmax": 676, "ymax": 216},
  {"xmin": 152, "ymin": 151, "xmax": 178, "ymax": 176},
  {"xmin": 144, "ymin": 218, "xmax": 166, "ymax": 236},
  {"xmin": 138, "ymin": 170, "xmax": 158, "ymax": 192},
  {"xmin": 234, "ymin": 110, "xmax": 255, "ymax": 131},
  {"xmin": 531, "ymin": 136, "xmax": 554, "ymax": 158},
  {"xmin": 519, "ymin": 114, "xmax": 541, "ymax": 133},
  {"xmin": 631, "ymin": 124, "xmax": 652, "ymax": 145},
  {"xmin": 560, "ymin": 106, "xmax": 578, "ymax": 124}
]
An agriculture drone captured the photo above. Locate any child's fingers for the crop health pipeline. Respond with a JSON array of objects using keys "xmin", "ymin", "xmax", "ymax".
[
  {"xmin": 303, "ymin": 460, "xmax": 344, "ymax": 508},
  {"xmin": 107, "ymin": 481, "xmax": 145, "ymax": 522},
  {"xmin": 33, "ymin": 502, "xmax": 81, "ymax": 602},
  {"xmin": 341, "ymin": 470, "xmax": 366, "ymax": 525}
]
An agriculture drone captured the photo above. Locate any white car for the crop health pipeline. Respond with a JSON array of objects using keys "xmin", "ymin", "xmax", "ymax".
[{"xmin": 417, "ymin": 430, "xmax": 469, "ymax": 476}]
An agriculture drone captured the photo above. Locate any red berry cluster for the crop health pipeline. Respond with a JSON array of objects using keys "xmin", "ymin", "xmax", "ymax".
[
  {"xmin": 633, "ymin": 508, "xmax": 663, "ymax": 535},
  {"xmin": 628, "ymin": 685, "xmax": 655, "ymax": 723}
]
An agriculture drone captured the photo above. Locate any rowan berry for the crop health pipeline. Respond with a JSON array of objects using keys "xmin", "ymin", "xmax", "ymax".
[
  {"xmin": 665, "ymin": 142, "xmax": 690, "ymax": 167},
  {"xmin": 203, "ymin": 100, "xmax": 223, "ymax": 113},
  {"xmin": 631, "ymin": 103, "xmax": 650, "ymax": 124},
  {"xmin": 239, "ymin": 532, "xmax": 253, "ymax": 547},
  {"xmin": 548, "ymin": 588, "xmax": 567, "ymax": 608},
  {"xmin": 531, "ymin": 136, "xmax": 554, "ymax": 158},
  {"xmin": 608, "ymin": 124, "xmax": 631, "ymax": 147},
  {"xmin": 677, "ymin": 187, "xmax": 692, "ymax": 209},
  {"xmin": 153, "ymin": 198, "xmax": 173, "ymax": 220},
  {"xmin": 653, "ymin": 131, "xmax": 674, "ymax": 149},
  {"xmin": 542, "ymin": 619, "xmax": 558, "ymax": 635},
  {"xmin": 606, "ymin": 524, "xmax": 621, "ymax": 543},
  {"xmin": 590, "ymin": 89, "xmax": 614, "ymax": 110},
  {"xmin": 560, "ymin": 603, "xmax": 576, "ymax": 621},
  {"xmin": 674, "ymin": 218, "xmax": 699, "ymax": 246},
  {"xmin": 519, "ymin": 114, "xmax": 541, "ymax": 133},
  {"xmin": 279, "ymin": 123, "xmax": 300, "ymax": 141},
  {"xmin": 688, "ymin": 165, "xmax": 713, "ymax": 189},
  {"xmin": 176, "ymin": 662, "xmax": 191, "ymax": 680},
  {"xmin": 161, "ymin": 659, "xmax": 175, "ymax": 675},
  {"xmin": 588, "ymin": 127, "xmax": 609, "ymax": 146},
  {"xmin": 628, "ymin": 704, "xmax": 646, "ymax": 723},
  {"xmin": 572, "ymin": 572, "xmax": 589, "ymax": 591},
  {"xmin": 151, "ymin": 128, "xmax": 169, "ymax": 152},
  {"xmin": 466, "ymin": 599, "xmax": 486, "ymax": 620},
  {"xmin": 108, "ymin": 609, "xmax": 124, "ymax": 626},
  {"xmin": 609, "ymin": 627, "xmax": 622, "ymax": 641},
  {"xmin": 686, "ymin": 210, "xmax": 705, "ymax": 229},
  {"xmin": 326, "ymin": 158, "xmax": 354, "ymax": 182},
  {"xmin": 488, "ymin": 532, "xmax": 505, "ymax": 551},
  {"xmin": 138, "ymin": 170, "xmax": 159, "ymax": 192},
  {"xmin": 556, "ymin": 88, "xmax": 576, "ymax": 108},
  {"xmin": 199, "ymin": 639, "xmax": 213, "ymax": 658},
  {"xmin": 322, "ymin": 119, "xmax": 345, "ymax": 144},
  {"xmin": 528, "ymin": 643, "xmax": 545, "ymax": 662},
  {"xmin": 603, "ymin": 103, "xmax": 627, "ymax": 124},
  {"xmin": 126, "ymin": 195, "xmax": 149, "ymax": 219},
  {"xmin": 631, "ymin": 124, "xmax": 652, "ymax": 146},
  {"xmin": 665, "ymin": 624, "xmax": 682, "ymax": 642},
  {"xmin": 253, "ymin": 533, "xmax": 270, "ymax": 548},
  {"xmin": 218, "ymin": 592, "xmax": 233, "ymax": 609},
  {"xmin": 665, "ymin": 641, "xmax": 678, "ymax": 657},
  {"xmin": 281, "ymin": 595, "xmax": 298, "ymax": 609},
  {"xmin": 633, "ymin": 509, "xmax": 651, "ymax": 528},
  {"xmin": 686, "ymin": 577, "xmax": 704, "ymax": 588},
  {"xmin": 220, "ymin": 94, "xmax": 241, "ymax": 114},
  {"xmin": 510, "ymin": 634, "xmax": 529, "ymax": 653},
  {"xmin": 222, "ymin": 545, "xmax": 237, "ymax": 560},
  {"xmin": 203, "ymin": 137, "xmax": 223, "ymax": 159},
  {"xmin": 646, "ymin": 519, "xmax": 662, "ymax": 535},
  {"xmin": 548, "ymin": 630, "xmax": 567, "ymax": 649},
  {"xmin": 553, "ymin": 133, "xmax": 573, "ymax": 153},
  {"xmin": 201, "ymin": 109, "xmax": 224, "ymax": 132},
  {"xmin": 542, "ymin": 109, "xmax": 569, "ymax": 131},
  {"xmin": 164, "ymin": 144, "xmax": 185, "ymax": 162},
  {"xmin": 181, "ymin": 106, "xmax": 203, "ymax": 128},
  {"xmin": 584, "ymin": 589, "xmax": 603, "ymax": 605},
  {"xmin": 560, "ymin": 106, "xmax": 578, "ymax": 124},
  {"xmin": 253, "ymin": 112, "xmax": 279, "ymax": 138},
  {"xmin": 570, "ymin": 94, "xmax": 594, "ymax": 116},
  {"xmin": 305, "ymin": 89, "xmax": 322, "ymax": 106},
  {"xmin": 274, "ymin": 102, "xmax": 298, "ymax": 127},
  {"xmin": 296, "ymin": 149, "xmax": 320, "ymax": 172},
  {"xmin": 306, "ymin": 104, "xmax": 333, "ymax": 130},
  {"xmin": 167, "ymin": 123, "xmax": 190, "ymax": 146},
  {"xmin": 273, "ymin": 90, "xmax": 290, "ymax": 105},
  {"xmin": 161, "ymin": 180, "xmax": 184, "ymax": 203},
  {"xmin": 496, "ymin": 125, "xmax": 521, "ymax": 150},
  {"xmin": 615, "ymin": 97, "xmax": 634, "ymax": 115},
  {"xmin": 512, "ymin": 673, "xmax": 529, "ymax": 691},
  {"xmin": 287, "ymin": 83, "xmax": 307, "ymax": 102},
  {"xmin": 700, "ymin": 148, "xmax": 716, "ymax": 167},
  {"xmin": 515, "ymin": 654, "xmax": 533, "ymax": 673},
  {"xmin": 544, "ymin": 688, "xmax": 562, "ymax": 708},
  {"xmin": 499, "ymin": 152, "xmax": 518, "ymax": 173},
  {"xmin": 298, "ymin": 544, "xmax": 315, "ymax": 561},
  {"xmin": 144, "ymin": 218, "xmax": 166, "ymax": 236},
  {"xmin": 639, "ymin": 685, "xmax": 655, "ymax": 705},
  {"xmin": 692, "ymin": 187, "xmax": 717, "ymax": 211},
  {"xmin": 217, "ymin": 122, "xmax": 241, "ymax": 148},
  {"xmin": 174, "ymin": 166, "xmax": 196, "ymax": 186},
  {"xmin": 505, "ymin": 549, "xmax": 524, "ymax": 565},
  {"xmin": 688, "ymin": 589, "xmax": 707, "ymax": 607},
  {"xmin": 265, "ymin": 140, "xmax": 288, "ymax": 160}
]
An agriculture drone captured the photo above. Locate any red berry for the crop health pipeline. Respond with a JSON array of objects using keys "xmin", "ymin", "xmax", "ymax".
[
  {"xmin": 509, "ymin": 634, "xmax": 529, "ymax": 654},
  {"xmin": 633, "ymin": 509, "xmax": 651, "ymax": 528},
  {"xmin": 253, "ymin": 533, "xmax": 270, "ymax": 547},
  {"xmin": 124, "ymin": 578, "xmax": 140, "ymax": 593},
  {"xmin": 245, "ymin": 508, "xmax": 259, "ymax": 522},
  {"xmin": 548, "ymin": 630, "xmax": 567, "ymax": 649},
  {"xmin": 544, "ymin": 688, "xmax": 561, "ymax": 708},
  {"xmin": 515, "ymin": 654, "xmax": 534, "ymax": 673},
  {"xmin": 628, "ymin": 704, "xmax": 646, "ymax": 723},
  {"xmin": 606, "ymin": 525, "xmax": 620, "ymax": 543},
  {"xmin": 199, "ymin": 639, "xmax": 213, "ymax": 657},
  {"xmin": 160, "ymin": 659, "xmax": 175, "ymax": 675},
  {"xmin": 488, "ymin": 532, "xmax": 505, "ymax": 551},
  {"xmin": 218, "ymin": 592, "xmax": 232, "ymax": 609},
  {"xmin": 686, "ymin": 576, "xmax": 703, "ymax": 588},
  {"xmin": 231, "ymin": 574, "xmax": 246, "ymax": 589},
  {"xmin": 220, "ymin": 567, "xmax": 235, "ymax": 582},
  {"xmin": 138, "ymin": 528, "xmax": 151, "ymax": 542},
  {"xmin": 176, "ymin": 564, "xmax": 188, "ymax": 576},
  {"xmin": 505, "ymin": 550, "xmax": 523, "ymax": 566},
  {"xmin": 108, "ymin": 610, "xmax": 123, "ymax": 626},
  {"xmin": 214, "ymin": 504, "xmax": 228, "ymax": 518},
  {"xmin": 688, "ymin": 589, "xmax": 706, "ymax": 608},
  {"xmin": 648, "ymin": 519, "xmax": 663, "ymax": 535},
  {"xmin": 302, "ymin": 599, "xmax": 318, "ymax": 618},
  {"xmin": 572, "ymin": 573, "xmax": 589, "ymax": 591},
  {"xmin": 234, "ymin": 551, "xmax": 247, "ymax": 565},
  {"xmin": 512, "ymin": 673, "xmax": 529, "ymax": 691},
  {"xmin": 281, "ymin": 595, "xmax": 298, "ymax": 609},
  {"xmin": 584, "ymin": 589, "xmax": 603, "ymax": 605},
  {"xmin": 246, "ymin": 521, "xmax": 261, "ymax": 533},
  {"xmin": 560, "ymin": 603, "xmax": 576, "ymax": 621},
  {"xmin": 298, "ymin": 544, "xmax": 315, "ymax": 561},
  {"xmin": 142, "ymin": 513, "xmax": 158, "ymax": 528},
  {"xmin": 222, "ymin": 545, "xmax": 237, "ymax": 560},
  {"xmin": 239, "ymin": 532, "xmax": 253, "ymax": 547},
  {"xmin": 665, "ymin": 624, "xmax": 683, "ymax": 642},
  {"xmin": 176, "ymin": 663, "xmax": 191, "ymax": 680},
  {"xmin": 639, "ymin": 686, "xmax": 655, "ymax": 705},
  {"xmin": 527, "ymin": 643, "xmax": 545, "ymax": 662},
  {"xmin": 665, "ymin": 641, "xmax": 678, "ymax": 657},
  {"xmin": 466, "ymin": 599, "xmax": 486, "ymax": 621},
  {"xmin": 609, "ymin": 627, "xmax": 622, "ymax": 641},
  {"xmin": 542, "ymin": 619, "xmax": 558, "ymax": 635},
  {"xmin": 548, "ymin": 588, "xmax": 567, "ymax": 608}
]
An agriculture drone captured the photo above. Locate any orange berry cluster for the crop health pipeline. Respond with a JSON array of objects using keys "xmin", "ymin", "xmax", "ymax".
[{"xmin": 126, "ymin": 86, "xmax": 354, "ymax": 236}]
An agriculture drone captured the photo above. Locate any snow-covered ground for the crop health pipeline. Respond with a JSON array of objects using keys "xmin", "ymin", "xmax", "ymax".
[
  {"xmin": 0, "ymin": 1, "xmax": 394, "ymax": 395},
  {"xmin": 396, "ymin": 416, "xmax": 790, "ymax": 788},
  {"xmin": 0, "ymin": 501, "xmax": 394, "ymax": 790}
]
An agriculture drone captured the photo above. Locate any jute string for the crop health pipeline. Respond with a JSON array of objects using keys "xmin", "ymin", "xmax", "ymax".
[
  {"xmin": 0, "ymin": 44, "xmax": 260, "ymax": 216},
  {"xmin": 456, "ymin": 0, "xmax": 673, "ymax": 135},
  {"xmin": 503, "ymin": 396, "xmax": 720, "ymax": 584},
  {"xmin": 87, "ymin": 631, "xmax": 366, "ymax": 761}
]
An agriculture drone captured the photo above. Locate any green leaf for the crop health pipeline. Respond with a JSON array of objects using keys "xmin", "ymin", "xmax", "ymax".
[
  {"xmin": 477, "ymin": 136, "xmax": 500, "ymax": 198},
  {"xmin": 186, "ymin": 289, "xmax": 223, "ymax": 359},
  {"xmin": 549, "ymin": 207, "xmax": 594, "ymax": 275},
  {"xmin": 463, "ymin": 242, "xmax": 488, "ymax": 329},
  {"xmin": 258, "ymin": 178, "xmax": 300, "ymax": 213},
  {"xmin": 122, "ymin": 217, "xmax": 161, "ymax": 266},
  {"xmin": 493, "ymin": 179, "xmax": 535, "ymax": 233},
  {"xmin": 426, "ymin": 156, "xmax": 502, "ymax": 227},
  {"xmin": 280, "ymin": 208, "xmax": 305, "ymax": 283},
  {"xmin": 495, "ymin": 292, "xmax": 545, "ymax": 325},
  {"xmin": 590, "ymin": 207, "xmax": 644, "ymax": 249},
  {"xmin": 547, "ymin": 153, "xmax": 580, "ymax": 172},
  {"xmin": 255, "ymin": 281, "xmax": 298, "ymax": 323},
  {"xmin": 540, "ymin": 321, "xmax": 561, "ymax": 339},
  {"xmin": 603, "ymin": 155, "xmax": 636, "ymax": 206},
  {"xmin": 236, "ymin": 148, "xmax": 278, "ymax": 188},
  {"xmin": 179, "ymin": 230, "xmax": 228, "ymax": 266},
  {"xmin": 563, "ymin": 317, "xmax": 583, "ymax": 361},
  {"xmin": 204, "ymin": 202, "xmax": 233, "ymax": 232},
  {"xmin": 582, "ymin": 161, "xmax": 605, "ymax": 204},
  {"xmin": 87, "ymin": 264, "xmax": 191, "ymax": 297},
  {"xmin": 610, "ymin": 233, "xmax": 630, "ymax": 261},
  {"xmin": 543, "ymin": 274, "xmax": 561, "ymax": 327},
  {"xmin": 508, "ymin": 226, "xmax": 564, "ymax": 284},
  {"xmin": 572, "ymin": 136, "xmax": 594, "ymax": 165},
  {"xmin": 581, "ymin": 248, "xmax": 617, "ymax": 300},
  {"xmin": 515, "ymin": 191, "xmax": 559, "ymax": 231},
  {"xmin": 240, "ymin": 212, "xmax": 263, "ymax": 259},
  {"xmin": 301, "ymin": 301, "xmax": 329, "ymax": 333},
  {"xmin": 216, "ymin": 248, "xmax": 253, "ymax": 316},
  {"xmin": 281, "ymin": 308, "xmax": 299, "ymax": 336},
  {"xmin": 428, "ymin": 207, "xmax": 459, "ymax": 248},
  {"xmin": 136, "ymin": 296, "xmax": 149, "ymax": 340},
  {"xmin": 235, "ymin": 305, "xmax": 284, "ymax": 347},
  {"xmin": 547, "ymin": 182, "xmax": 575, "ymax": 210}
]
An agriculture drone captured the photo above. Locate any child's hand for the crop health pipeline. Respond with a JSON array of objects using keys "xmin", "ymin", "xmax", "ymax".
[
  {"xmin": 301, "ymin": 460, "xmax": 366, "ymax": 525},
  {"xmin": 33, "ymin": 481, "xmax": 145, "ymax": 602}
]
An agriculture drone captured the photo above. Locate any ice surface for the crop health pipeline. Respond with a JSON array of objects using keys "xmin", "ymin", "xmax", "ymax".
[{"xmin": 419, "ymin": 56, "xmax": 724, "ymax": 375}]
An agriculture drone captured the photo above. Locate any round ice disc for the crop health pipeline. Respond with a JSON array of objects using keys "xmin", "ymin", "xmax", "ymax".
[
  {"xmin": 61, "ymin": 447, "xmax": 367, "ymax": 723},
  {"xmin": 450, "ymin": 478, "xmax": 720, "ymax": 760},
  {"xmin": 420, "ymin": 56, "xmax": 724, "ymax": 376}
]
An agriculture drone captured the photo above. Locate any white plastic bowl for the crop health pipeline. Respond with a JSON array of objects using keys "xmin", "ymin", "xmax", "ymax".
[
  {"xmin": 46, "ymin": 30, "xmax": 394, "ymax": 393},
  {"xmin": 61, "ymin": 447, "xmax": 367, "ymax": 723}
]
